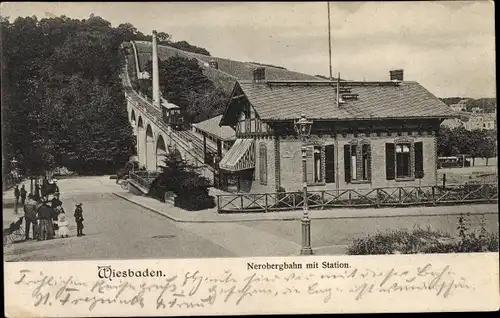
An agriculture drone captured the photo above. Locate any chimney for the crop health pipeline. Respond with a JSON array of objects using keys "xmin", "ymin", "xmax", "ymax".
[
  {"xmin": 152, "ymin": 30, "xmax": 161, "ymax": 109},
  {"xmin": 252, "ymin": 67, "xmax": 266, "ymax": 82},
  {"xmin": 390, "ymin": 69, "xmax": 404, "ymax": 81},
  {"xmin": 209, "ymin": 59, "xmax": 218, "ymax": 69}
]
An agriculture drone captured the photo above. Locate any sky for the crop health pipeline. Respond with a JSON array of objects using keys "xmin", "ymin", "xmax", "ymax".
[{"xmin": 1, "ymin": 1, "xmax": 496, "ymax": 98}]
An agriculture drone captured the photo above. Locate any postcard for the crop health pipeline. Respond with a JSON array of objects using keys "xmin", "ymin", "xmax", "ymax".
[{"xmin": 2, "ymin": 1, "xmax": 498, "ymax": 316}]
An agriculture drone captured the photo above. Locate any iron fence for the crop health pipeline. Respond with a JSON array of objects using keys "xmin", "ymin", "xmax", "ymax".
[
  {"xmin": 128, "ymin": 171, "xmax": 159, "ymax": 192},
  {"xmin": 216, "ymin": 183, "xmax": 498, "ymax": 213}
]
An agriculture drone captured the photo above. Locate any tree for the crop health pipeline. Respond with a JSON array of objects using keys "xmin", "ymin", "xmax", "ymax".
[
  {"xmin": 2, "ymin": 15, "xmax": 136, "ymax": 176},
  {"xmin": 157, "ymin": 31, "xmax": 171, "ymax": 44},
  {"xmin": 142, "ymin": 56, "xmax": 228, "ymax": 124},
  {"xmin": 149, "ymin": 152, "xmax": 215, "ymax": 210}
]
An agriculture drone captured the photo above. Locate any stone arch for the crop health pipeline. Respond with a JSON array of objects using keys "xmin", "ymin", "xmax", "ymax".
[
  {"xmin": 156, "ymin": 134, "xmax": 167, "ymax": 171},
  {"xmin": 136, "ymin": 116, "xmax": 146, "ymax": 169},
  {"xmin": 131, "ymin": 109, "xmax": 136, "ymax": 124},
  {"xmin": 145, "ymin": 124, "xmax": 156, "ymax": 171}
]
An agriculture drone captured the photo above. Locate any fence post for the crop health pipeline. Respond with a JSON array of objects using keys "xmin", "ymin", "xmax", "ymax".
[
  {"xmin": 432, "ymin": 186, "xmax": 436, "ymax": 205},
  {"xmin": 442, "ymin": 173, "xmax": 446, "ymax": 188},
  {"xmin": 399, "ymin": 188, "xmax": 402, "ymax": 204},
  {"xmin": 376, "ymin": 188, "xmax": 381, "ymax": 208},
  {"xmin": 321, "ymin": 191, "xmax": 325, "ymax": 210},
  {"xmin": 217, "ymin": 195, "xmax": 221, "ymax": 213},
  {"xmin": 240, "ymin": 195, "xmax": 244, "ymax": 211}
]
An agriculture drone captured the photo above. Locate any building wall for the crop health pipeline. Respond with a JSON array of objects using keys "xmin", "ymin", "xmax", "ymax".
[
  {"xmin": 251, "ymin": 137, "xmax": 276, "ymax": 193},
  {"xmin": 274, "ymin": 132, "xmax": 437, "ymax": 193}
]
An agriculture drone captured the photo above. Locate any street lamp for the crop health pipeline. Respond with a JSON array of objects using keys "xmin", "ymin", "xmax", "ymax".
[{"xmin": 294, "ymin": 114, "xmax": 314, "ymax": 255}]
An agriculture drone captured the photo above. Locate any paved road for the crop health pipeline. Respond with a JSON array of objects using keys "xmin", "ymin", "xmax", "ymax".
[
  {"xmin": 4, "ymin": 176, "xmax": 498, "ymax": 261},
  {"xmin": 3, "ymin": 177, "xmax": 238, "ymax": 261}
]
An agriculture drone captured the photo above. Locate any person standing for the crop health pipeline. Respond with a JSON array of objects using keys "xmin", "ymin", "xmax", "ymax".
[
  {"xmin": 74, "ymin": 203, "xmax": 85, "ymax": 237},
  {"xmin": 23, "ymin": 194, "xmax": 38, "ymax": 240},
  {"xmin": 37, "ymin": 200, "xmax": 55, "ymax": 240},
  {"xmin": 14, "ymin": 185, "xmax": 20, "ymax": 213},
  {"xmin": 20, "ymin": 185, "xmax": 27, "ymax": 205}
]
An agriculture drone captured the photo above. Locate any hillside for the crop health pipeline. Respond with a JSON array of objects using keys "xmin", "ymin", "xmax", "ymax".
[{"xmin": 133, "ymin": 41, "xmax": 327, "ymax": 94}]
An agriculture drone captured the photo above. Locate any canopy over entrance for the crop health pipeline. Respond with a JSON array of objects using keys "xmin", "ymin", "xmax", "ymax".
[{"xmin": 218, "ymin": 139, "xmax": 255, "ymax": 172}]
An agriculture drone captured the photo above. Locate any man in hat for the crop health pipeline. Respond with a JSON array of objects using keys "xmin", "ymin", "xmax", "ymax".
[
  {"xmin": 20, "ymin": 185, "xmax": 27, "ymax": 205},
  {"xmin": 74, "ymin": 203, "xmax": 85, "ymax": 237},
  {"xmin": 23, "ymin": 194, "xmax": 38, "ymax": 240}
]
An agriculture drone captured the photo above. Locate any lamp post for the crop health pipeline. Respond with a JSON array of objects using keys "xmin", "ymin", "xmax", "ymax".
[{"xmin": 294, "ymin": 114, "xmax": 314, "ymax": 255}]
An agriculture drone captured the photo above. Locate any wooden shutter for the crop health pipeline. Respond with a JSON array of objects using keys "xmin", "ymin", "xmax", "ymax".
[
  {"xmin": 306, "ymin": 147, "xmax": 314, "ymax": 184},
  {"xmin": 325, "ymin": 145, "xmax": 335, "ymax": 183},
  {"xmin": 364, "ymin": 143, "xmax": 372, "ymax": 181},
  {"xmin": 344, "ymin": 144, "xmax": 351, "ymax": 183},
  {"xmin": 386, "ymin": 143, "xmax": 395, "ymax": 180},
  {"xmin": 415, "ymin": 141, "xmax": 424, "ymax": 179}
]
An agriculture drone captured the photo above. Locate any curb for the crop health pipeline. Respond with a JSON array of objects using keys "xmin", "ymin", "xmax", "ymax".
[{"xmin": 113, "ymin": 193, "xmax": 499, "ymax": 224}]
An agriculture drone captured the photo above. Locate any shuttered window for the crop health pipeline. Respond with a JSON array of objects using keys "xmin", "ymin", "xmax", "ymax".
[
  {"xmin": 386, "ymin": 143, "xmax": 396, "ymax": 180},
  {"xmin": 259, "ymin": 143, "xmax": 267, "ymax": 185},
  {"xmin": 344, "ymin": 145, "xmax": 351, "ymax": 183},
  {"xmin": 414, "ymin": 141, "xmax": 424, "ymax": 179},
  {"xmin": 325, "ymin": 145, "xmax": 335, "ymax": 183},
  {"xmin": 362, "ymin": 143, "xmax": 371, "ymax": 181},
  {"xmin": 396, "ymin": 143, "xmax": 411, "ymax": 178},
  {"xmin": 344, "ymin": 142, "xmax": 371, "ymax": 183}
]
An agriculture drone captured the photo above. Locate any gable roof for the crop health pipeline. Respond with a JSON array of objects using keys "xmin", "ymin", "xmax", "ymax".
[
  {"xmin": 235, "ymin": 80, "xmax": 457, "ymax": 121},
  {"xmin": 192, "ymin": 115, "xmax": 236, "ymax": 141}
]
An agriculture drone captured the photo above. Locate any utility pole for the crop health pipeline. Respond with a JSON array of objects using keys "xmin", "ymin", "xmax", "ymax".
[{"xmin": 327, "ymin": 2, "xmax": 333, "ymax": 81}]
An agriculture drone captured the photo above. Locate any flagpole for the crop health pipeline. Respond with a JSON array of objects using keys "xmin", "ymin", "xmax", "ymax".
[{"xmin": 328, "ymin": 2, "xmax": 333, "ymax": 81}]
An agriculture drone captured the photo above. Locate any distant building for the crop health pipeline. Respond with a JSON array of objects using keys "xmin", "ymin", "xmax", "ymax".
[
  {"xmin": 463, "ymin": 111, "xmax": 497, "ymax": 131},
  {"xmin": 449, "ymin": 100, "xmax": 468, "ymax": 112},
  {"xmin": 441, "ymin": 109, "xmax": 497, "ymax": 131}
]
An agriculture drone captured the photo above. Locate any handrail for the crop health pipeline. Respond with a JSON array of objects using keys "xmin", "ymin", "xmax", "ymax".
[{"xmin": 216, "ymin": 183, "xmax": 499, "ymax": 213}]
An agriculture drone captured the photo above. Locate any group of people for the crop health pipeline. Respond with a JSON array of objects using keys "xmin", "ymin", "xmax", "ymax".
[{"xmin": 16, "ymin": 186, "xmax": 86, "ymax": 241}]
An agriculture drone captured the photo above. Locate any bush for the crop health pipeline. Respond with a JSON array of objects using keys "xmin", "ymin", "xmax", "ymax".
[
  {"xmin": 347, "ymin": 214, "xmax": 499, "ymax": 255},
  {"xmin": 149, "ymin": 152, "xmax": 216, "ymax": 211}
]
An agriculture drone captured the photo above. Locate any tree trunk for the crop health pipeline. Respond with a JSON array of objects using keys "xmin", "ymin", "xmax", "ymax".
[
  {"xmin": 472, "ymin": 157, "xmax": 475, "ymax": 167},
  {"xmin": 486, "ymin": 157, "xmax": 489, "ymax": 166}
]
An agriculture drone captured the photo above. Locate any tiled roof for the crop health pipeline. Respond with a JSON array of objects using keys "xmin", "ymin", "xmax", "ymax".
[
  {"xmin": 193, "ymin": 115, "xmax": 236, "ymax": 141},
  {"xmin": 238, "ymin": 81, "xmax": 458, "ymax": 121}
]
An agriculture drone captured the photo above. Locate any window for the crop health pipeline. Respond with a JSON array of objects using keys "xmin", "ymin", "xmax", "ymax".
[
  {"xmin": 259, "ymin": 143, "xmax": 267, "ymax": 185},
  {"xmin": 313, "ymin": 146, "xmax": 322, "ymax": 183},
  {"xmin": 386, "ymin": 140, "xmax": 424, "ymax": 180},
  {"xmin": 396, "ymin": 143, "xmax": 411, "ymax": 178},
  {"xmin": 324, "ymin": 145, "xmax": 335, "ymax": 183},
  {"xmin": 344, "ymin": 141, "xmax": 371, "ymax": 183},
  {"xmin": 305, "ymin": 145, "xmax": 327, "ymax": 184}
]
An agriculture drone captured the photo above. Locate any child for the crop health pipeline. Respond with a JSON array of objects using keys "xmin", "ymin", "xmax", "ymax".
[
  {"xmin": 74, "ymin": 203, "xmax": 85, "ymax": 237},
  {"xmin": 57, "ymin": 211, "xmax": 69, "ymax": 238}
]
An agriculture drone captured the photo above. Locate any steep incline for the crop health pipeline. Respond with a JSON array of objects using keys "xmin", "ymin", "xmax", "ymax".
[{"xmin": 133, "ymin": 41, "xmax": 327, "ymax": 94}]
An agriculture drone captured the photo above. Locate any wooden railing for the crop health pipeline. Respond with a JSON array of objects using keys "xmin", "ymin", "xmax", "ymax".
[{"xmin": 216, "ymin": 183, "xmax": 498, "ymax": 213}]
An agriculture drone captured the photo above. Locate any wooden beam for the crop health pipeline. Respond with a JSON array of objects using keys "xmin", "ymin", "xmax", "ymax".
[{"xmin": 231, "ymin": 94, "xmax": 246, "ymax": 100}]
